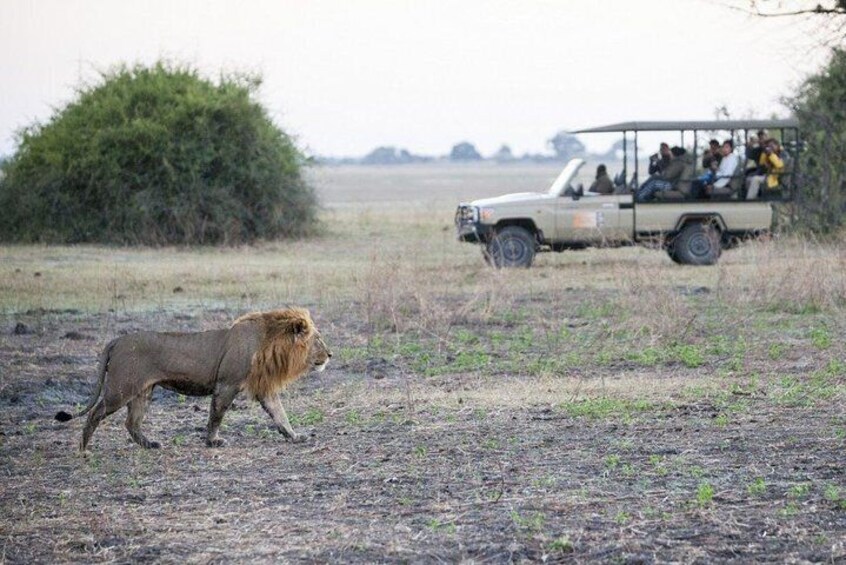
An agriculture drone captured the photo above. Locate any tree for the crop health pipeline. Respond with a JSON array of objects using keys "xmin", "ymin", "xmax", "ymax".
[
  {"xmin": 745, "ymin": 0, "xmax": 845, "ymax": 17},
  {"xmin": 362, "ymin": 146, "xmax": 404, "ymax": 165},
  {"xmin": 0, "ymin": 62, "xmax": 316, "ymax": 244},
  {"xmin": 547, "ymin": 131, "xmax": 586, "ymax": 161},
  {"xmin": 449, "ymin": 142, "xmax": 482, "ymax": 161},
  {"xmin": 361, "ymin": 146, "xmax": 428, "ymax": 165},
  {"xmin": 785, "ymin": 48, "xmax": 846, "ymax": 233},
  {"xmin": 732, "ymin": 1, "xmax": 846, "ymax": 43},
  {"xmin": 492, "ymin": 144, "xmax": 514, "ymax": 162}
]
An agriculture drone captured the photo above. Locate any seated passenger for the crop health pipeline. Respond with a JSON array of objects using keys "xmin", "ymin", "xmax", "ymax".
[
  {"xmin": 588, "ymin": 164, "xmax": 614, "ymax": 194},
  {"xmin": 746, "ymin": 139, "xmax": 784, "ymax": 200},
  {"xmin": 648, "ymin": 143, "xmax": 671, "ymax": 175},
  {"xmin": 636, "ymin": 146, "xmax": 687, "ymax": 202},
  {"xmin": 690, "ymin": 159, "xmax": 719, "ymax": 199},
  {"xmin": 701, "ymin": 139, "xmax": 722, "ymax": 169},
  {"xmin": 744, "ymin": 132, "xmax": 765, "ymax": 176},
  {"xmin": 704, "ymin": 139, "xmax": 739, "ymax": 199}
]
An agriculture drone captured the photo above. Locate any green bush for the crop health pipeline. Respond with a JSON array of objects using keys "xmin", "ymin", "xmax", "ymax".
[
  {"xmin": 787, "ymin": 48, "xmax": 846, "ymax": 234},
  {"xmin": 0, "ymin": 62, "xmax": 316, "ymax": 244}
]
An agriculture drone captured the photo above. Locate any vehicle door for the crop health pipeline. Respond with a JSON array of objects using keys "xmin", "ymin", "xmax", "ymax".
[{"xmin": 555, "ymin": 194, "xmax": 627, "ymax": 244}]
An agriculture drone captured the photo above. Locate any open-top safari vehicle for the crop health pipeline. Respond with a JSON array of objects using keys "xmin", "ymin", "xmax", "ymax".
[{"xmin": 455, "ymin": 119, "xmax": 800, "ymax": 267}]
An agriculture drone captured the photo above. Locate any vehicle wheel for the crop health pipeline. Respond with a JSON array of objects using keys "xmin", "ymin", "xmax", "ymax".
[
  {"xmin": 666, "ymin": 245, "xmax": 683, "ymax": 264},
  {"xmin": 673, "ymin": 223, "xmax": 721, "ymax": 265},
  {"xmin": 486, "ymin": 226, "xmax": 536, "ymax": 268}
]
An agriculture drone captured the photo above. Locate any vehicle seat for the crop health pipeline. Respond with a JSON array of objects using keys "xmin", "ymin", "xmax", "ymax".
[
  {"xmin": 725, "ymin": 158, "xmax": 744, "ymax": 199},
  {"xmin": 675, "ymin": 158, "xmax": 697, "ymax": 198}
]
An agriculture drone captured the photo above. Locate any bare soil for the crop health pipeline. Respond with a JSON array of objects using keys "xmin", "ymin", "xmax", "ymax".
[{"xmin": 1, "ymin": 301, "xmax": 844, "ymax": 564}]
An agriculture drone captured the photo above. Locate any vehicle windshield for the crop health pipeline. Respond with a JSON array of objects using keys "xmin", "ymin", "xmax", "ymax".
[{"xmin": 547, "ymin": 158, "xmax": 585, "ymax": 197}]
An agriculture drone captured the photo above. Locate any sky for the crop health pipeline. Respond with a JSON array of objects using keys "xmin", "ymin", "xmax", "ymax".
[{"xmin": 0, "ymin": 0, "xmax": 832, "ymax": 158}]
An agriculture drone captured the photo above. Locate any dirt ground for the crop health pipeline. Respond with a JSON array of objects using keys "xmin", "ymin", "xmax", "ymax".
[
  {"xmin": 1, "ymin": 165, "xmax": 845, "ymax": 562},
  {"xmin": 1, "ymin": 299, "xmax": 844, "ymax": 564}
]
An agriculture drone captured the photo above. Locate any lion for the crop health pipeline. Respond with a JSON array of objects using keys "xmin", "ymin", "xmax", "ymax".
[{"xmin": 55, "ymin": 307, "xmax": 331, "ymax": 451}]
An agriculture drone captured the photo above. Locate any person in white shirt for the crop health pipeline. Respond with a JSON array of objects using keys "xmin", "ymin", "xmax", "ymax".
[{"xmin": 705, "ymin": 140, "xmax": 739, "ymax": 199}]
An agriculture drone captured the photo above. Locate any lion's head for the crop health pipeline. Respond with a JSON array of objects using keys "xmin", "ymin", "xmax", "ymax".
[{"xmin": 235, "ymin": 307, "xmax": 332, "ymax": 399}]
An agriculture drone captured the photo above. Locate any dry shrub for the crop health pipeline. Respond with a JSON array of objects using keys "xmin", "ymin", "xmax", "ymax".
[
  {"xmin": 610, "ymin": 262, "xmax": 698, "ymax": 344},
  {"xmin": 356, "ymin": 251, "xmax": 520, "ymax": 339},
  {"xmin": 723, "ymin": 235, "xmax": 846, "ymax": 314}
]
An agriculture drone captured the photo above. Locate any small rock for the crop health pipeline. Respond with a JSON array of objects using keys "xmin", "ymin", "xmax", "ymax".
[
  {"xmin": 676, "ymin": 285, "xmax": 711, "ymax": 296},
  {"xmin": 62, "ymin": 331, "xmax": 91, "ymax": 341},
  {"xmin": 12, "ymin": 322, "xmax": 33, "ymax": 335},
  {"xmin": 33, "ymin": 272, "xmax": 42, "ymax": 277},
  {"xmin": 173, "ymin": 286, "xmax": 184, "ymax": 293}
]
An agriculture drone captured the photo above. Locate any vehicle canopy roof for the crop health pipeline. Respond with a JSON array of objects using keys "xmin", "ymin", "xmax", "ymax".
[{"xmin": 570, "ymin": 119, "xmax": 800, "ymax": 134}]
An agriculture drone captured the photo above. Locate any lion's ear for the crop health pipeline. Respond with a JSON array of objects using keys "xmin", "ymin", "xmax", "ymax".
[{"xmin": 292, "ymin": 319, "xmax": 309, "ymax": 342}]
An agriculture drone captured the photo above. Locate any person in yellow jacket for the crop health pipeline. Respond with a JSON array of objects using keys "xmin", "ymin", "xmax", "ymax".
[{"xmin": 746, "ymin": 139, "xmax": 785, "ymax": 200}]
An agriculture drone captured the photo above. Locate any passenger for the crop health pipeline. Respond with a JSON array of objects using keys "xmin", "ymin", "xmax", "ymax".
[
  {"xmin": 691, "ymin": 159, "xmax": 720, "ymax": 198},
  {"xmin": 701, "ymin": 139, "xmax": 722, "ymax": 169},
  {"xmin": 588, "ymin": 164, "xmax": 614, "ymax": 194},
  {"xmin": 648, "ymin": 143, "xmax": 671, "ymax": 175},
  {"xmin": 704, "ymin": 139, "xmax": 739, "ymax": 199},
  {"xmin": 636, "ymin": 146, "xmax": 687, "ymax": 202},
  {"xmin": 744, "ymin": 130, "xmax": 768, "ymax": 177},
  {"xmin": 746, "ymin": 139, "xmax": 784, "ymax": 200}
]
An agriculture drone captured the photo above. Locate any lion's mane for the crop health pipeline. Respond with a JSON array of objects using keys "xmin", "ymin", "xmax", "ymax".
[{"xmin": 235, "ymin": 307, "xmax": 316, "ymax": 399}]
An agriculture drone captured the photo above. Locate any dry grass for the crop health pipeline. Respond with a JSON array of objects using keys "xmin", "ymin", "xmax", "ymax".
[{"xmin": 2, "ymin": 164, "xmax": 845, "ymax": 562}]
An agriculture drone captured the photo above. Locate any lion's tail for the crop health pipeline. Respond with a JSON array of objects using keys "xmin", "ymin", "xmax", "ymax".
[{"xmin": 55, "ymin": 338, "xmax": 118, "ymax": 422}]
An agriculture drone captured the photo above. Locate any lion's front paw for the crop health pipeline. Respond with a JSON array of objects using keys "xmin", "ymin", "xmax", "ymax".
[
  {"xmin": 288, "ymin": 433, "xmax": 307, "ymax": 444},
  {"xmin": 206, "ymin": 438, "xmax": 226, "ymax": 448}
]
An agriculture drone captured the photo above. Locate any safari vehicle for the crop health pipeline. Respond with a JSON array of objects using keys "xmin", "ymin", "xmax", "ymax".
[{"xmin": 455, "ymin": 119, "xmax": 800, "ymax": 267}]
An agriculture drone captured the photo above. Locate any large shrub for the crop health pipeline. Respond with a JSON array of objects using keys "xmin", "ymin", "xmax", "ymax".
[
  {"xmin": 0, "ymin": 62, "xmax": 316, "ymax": 244},
  {"xmin": 787, "ymin": 48, "xmax": 846, "ymax": 234}
]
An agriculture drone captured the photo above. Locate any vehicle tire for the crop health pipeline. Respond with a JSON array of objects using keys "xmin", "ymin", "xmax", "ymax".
[
  {"xmin": 667, "ymin": 245, "xmax": 683, "ymax": 264},
  {"xmin": 486, "ymin": 226, "xmax": 536, "ymax": 268},
  {"xmin": 672, "ymin": 223, "xmax": 721, "ymax": 266}
]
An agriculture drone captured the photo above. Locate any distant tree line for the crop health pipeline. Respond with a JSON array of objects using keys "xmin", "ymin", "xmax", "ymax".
[{"xmin": 318, "ymin": 131, "xmax": 616, "ymax": 166}]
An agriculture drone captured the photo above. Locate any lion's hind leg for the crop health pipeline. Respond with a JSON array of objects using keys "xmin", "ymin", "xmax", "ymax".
[
  {"xmin": 80, "ymin": 396, "xmax": 124, "ymax": 452},
  {"xmin": 125, "ymin": 387, "xmax": 160, "ymax": 449}
]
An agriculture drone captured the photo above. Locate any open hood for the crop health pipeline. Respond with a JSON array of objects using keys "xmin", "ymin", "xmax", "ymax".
[
  {"xmin": 470, "ymin": 158, "xmax": 586, "ymax": 207},
  {"xmin": 547, "ymin": 158, "xmax": 585, "ymax": 197},
  {"xmin": 471, "ymin": 191, "xmax": 552, "ymax": 207}
]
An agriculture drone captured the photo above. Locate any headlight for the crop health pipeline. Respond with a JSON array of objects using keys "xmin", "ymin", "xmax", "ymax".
[{"xmin": 456, "ymin": 204, "xmax": 479, "ymax": 224}]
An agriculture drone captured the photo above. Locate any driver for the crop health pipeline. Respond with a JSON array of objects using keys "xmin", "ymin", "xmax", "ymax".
[{"xmin": 588, "ymin": 164, "xmax": 614, "ymax": 194}]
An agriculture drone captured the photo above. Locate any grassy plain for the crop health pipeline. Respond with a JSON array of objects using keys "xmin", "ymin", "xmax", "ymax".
[{"xmin": 1, "ymin": 163, "xmax": 845, "ymax": 562}]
